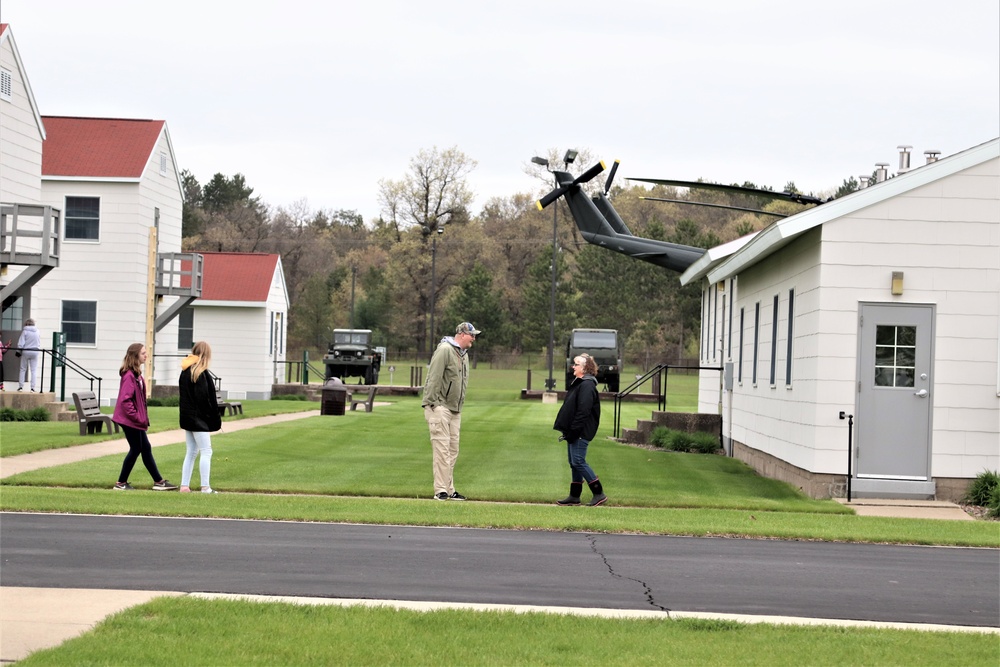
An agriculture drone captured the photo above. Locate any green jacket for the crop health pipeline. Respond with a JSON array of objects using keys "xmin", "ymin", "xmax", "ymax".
[{"xmin": 422, "ymin": 337, "xmax": 469, "ymax": 412}]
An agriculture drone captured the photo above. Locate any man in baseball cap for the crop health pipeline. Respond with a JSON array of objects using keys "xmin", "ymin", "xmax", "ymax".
[
  {"xmin": 455, "ymin": 322, "xmax": 481, "ymax": 336},
  {"xmin": 422, "ymin": 321, "xmax": 481, "ymax": 500}
]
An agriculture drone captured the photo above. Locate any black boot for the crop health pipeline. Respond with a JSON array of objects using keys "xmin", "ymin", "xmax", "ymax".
[
  {"xmin": 587, "ymin": 479, "xmax": 607, "ymax": 506},
  {"xmin": 556, "ymin": 482, "xmax": 583, "ymax": 506}
]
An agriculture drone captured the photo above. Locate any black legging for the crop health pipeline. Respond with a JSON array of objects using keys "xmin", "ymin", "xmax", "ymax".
[{"xmin": 117, "ymin": 424, "xmax": 162, "ymax": 484}]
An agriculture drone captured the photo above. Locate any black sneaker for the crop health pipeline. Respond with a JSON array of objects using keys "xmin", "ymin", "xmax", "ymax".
[
  {"xmin": 152, "ymin": 479, "xmax": 179, "ymax": 491},
  {"xmin": 434, "ymin": 492, "xmax": 448, "ymax": 501},
  {"xmin": 113, "ymin": 482, "xmax": 135, "ymax": 491},
  {"xmin": 449, "ymin": 492, "xmax": 467, "ymax": 501}
]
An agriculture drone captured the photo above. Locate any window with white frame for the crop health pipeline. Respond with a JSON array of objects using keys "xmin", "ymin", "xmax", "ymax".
[
  {"xmin": 62, "ymin": 300, "xmax": 97, "ymax": 344},
  {"xmin": 2, "ymin": 296, "xmax": 24, "ymax": 330},
  {"xmin": 752, "ymin": 302, "xmax": 760, "ymax": 385},
  {"xmin": 738, "ymin": 306, "xmax": 744, "ymax": 383},
  {"xmin": 785, "ymin": 289, "xmax": 794, "ymax": 386},
  {"xmin": 64, "ymin": 196, "xmax": 100, "ymax": 241},
  {"xmin": 769, "ymin": 294, "xmax": 779, "ymax": 386}
]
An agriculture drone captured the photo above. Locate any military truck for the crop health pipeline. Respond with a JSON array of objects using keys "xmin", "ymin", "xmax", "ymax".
[
  {"xmin": 565, "ymin": 328, "xmax": 621, "ymax": 392},
  {"xmin": 323, "ymin": 329, "xmax": 381, "ymax": 385}
]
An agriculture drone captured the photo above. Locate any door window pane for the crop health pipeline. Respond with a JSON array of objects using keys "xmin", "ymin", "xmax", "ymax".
[{"xmin": 873, "ymin": 325, "xmax": 916, "ymax": 387}]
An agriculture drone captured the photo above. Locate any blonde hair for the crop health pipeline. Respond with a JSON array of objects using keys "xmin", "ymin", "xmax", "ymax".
[
  {"xmin": 189, "ymin": 341, "xmax": 212, "ymax": 383},
  {"xmin": 120, "ymin": 343, "xmax": 145, "ymax": 376}
]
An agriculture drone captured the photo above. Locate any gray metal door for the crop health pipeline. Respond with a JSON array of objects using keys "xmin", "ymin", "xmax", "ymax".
[{"xmin": 856, "ymin": 303, "xmax": 934, "ymax": 479}]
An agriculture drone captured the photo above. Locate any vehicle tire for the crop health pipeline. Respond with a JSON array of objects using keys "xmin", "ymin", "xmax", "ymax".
[
  {"xmin": 565, "ymin": 372, "xmax": 575, "ymax": 391},
  {"xmin": 364, "ymin": 367, "xmax": 374, "ymax": 385},
  {"xmin": 608, "ymin": 377, "xmax": 620, "ymax": 393},
  {"xmin": 371, "ymin": 369, "xmax": 379, "ymax": 385}
]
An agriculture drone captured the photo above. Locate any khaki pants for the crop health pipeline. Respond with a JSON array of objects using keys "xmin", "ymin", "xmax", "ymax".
[{"xmin": 425, "ymin": 405, "xmax": 461, "ymax": 495}]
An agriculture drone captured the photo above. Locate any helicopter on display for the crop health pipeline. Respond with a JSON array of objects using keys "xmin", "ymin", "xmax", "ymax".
[{"xmin": 535, "ymin": 159, "xmax": 829, "ymax": 274}]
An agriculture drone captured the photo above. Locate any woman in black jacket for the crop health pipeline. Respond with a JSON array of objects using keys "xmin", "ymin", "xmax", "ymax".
[
  {"xmin": 178, "ymin": 341, "xmax": 222, "ymax": 493},
  {"xmin": 552, "ymin": 353, "xmax": 607, "ymax": 506}
]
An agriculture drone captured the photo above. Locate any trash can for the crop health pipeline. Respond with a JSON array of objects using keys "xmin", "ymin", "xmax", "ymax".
[{"xmin": 320, "ymin": 377, "xmax": 348, "ymax": 416}]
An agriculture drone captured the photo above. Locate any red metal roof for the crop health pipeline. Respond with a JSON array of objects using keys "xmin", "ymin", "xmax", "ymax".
[
  {"xmin": 198, "ymin": 252, "xmax": 280, "ymax": 302},
  {"xmin": 41, "ymin": 116, "xmax": 165, "ymax": 178}
]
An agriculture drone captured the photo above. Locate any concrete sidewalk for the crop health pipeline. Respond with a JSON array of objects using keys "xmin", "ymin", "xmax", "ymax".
[
  {"xmin": 0, "ymin": 410, "xmax": 321, "ymax": 479},
  {"xmin": 834, "ymin": 497, "xmax": 974, "ymax": 520}
]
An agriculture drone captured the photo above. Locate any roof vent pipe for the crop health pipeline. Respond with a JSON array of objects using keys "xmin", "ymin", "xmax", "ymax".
[
  {"xmin": 859, "ymin": 175, "xmax": 870, "ymax": 189},
  {"xmin": 924, "ymin": 149, "xmax": 941, "ymax": 164},
  {"xmin": 897, "ymin": 145, "xmax": 912, "ymax": 173},
  {"xmin": 875, "ymin": 163, "xmax": 889, "ymax": 183}
]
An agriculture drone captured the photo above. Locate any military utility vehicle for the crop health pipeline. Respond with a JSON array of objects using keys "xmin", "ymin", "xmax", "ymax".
[
  {"xmin": 565, "ymin": 328, "xmax": 621, "ymax": 392},
  {"xmin": 323, "ymin": 329, "xmax": 381, "ymax": 385}
]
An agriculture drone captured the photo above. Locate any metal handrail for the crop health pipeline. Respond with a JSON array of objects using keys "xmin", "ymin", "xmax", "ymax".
[
  {"xmin": 6, "ymin": 346, "xmax": 105, "ymax": 402},
  {"xmin": 613, "ymin": 364, "xmax": 668, "ymax": 438},
  {"xmin": 275, "ymin": 359, "xmax": 326, "ymax": 384},
  {"xmin": 613, "ymin": 363, "xmax": 723, "ymax": 438}
]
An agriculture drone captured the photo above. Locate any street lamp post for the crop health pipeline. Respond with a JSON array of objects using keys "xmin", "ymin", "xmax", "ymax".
[
  {"xmin": 428, "ymin": 226, "xmax": 444, "ymax": 362},
  {"xmin": 532, "ymin": 150, "xmax": 576, "ymax": 392}
]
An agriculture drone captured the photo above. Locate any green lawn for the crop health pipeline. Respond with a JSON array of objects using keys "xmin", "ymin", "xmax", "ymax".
[
  {"xmin": 3, "ymin": 370, "xmax": 997, "ymax": 666},
  {"xmin": 0, "ymin": 399, "xmax": 317, "ymax": 457},
  {"xmin": 13, "ymin": 597, "xmax": 997, "ymax": 667},
  {"xmin": 2, "ymin": 393, "xmax": 996, "ymax": 547}
]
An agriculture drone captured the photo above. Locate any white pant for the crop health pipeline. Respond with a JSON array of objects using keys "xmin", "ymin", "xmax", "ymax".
[
  {"xmin": 19, "ymin": 352, "xmax": 39, "ymax": 391},
  {"xmin": 181, "ymin": 430, "xmax": 213, "ymax": 489}
]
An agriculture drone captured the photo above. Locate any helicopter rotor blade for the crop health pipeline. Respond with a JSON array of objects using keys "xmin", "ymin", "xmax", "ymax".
[
  {"xmin": 574, "ymin": 160, "xmax": 606, "ymax": 185},
  {"xmin": 630, "ymin": 178, "xmax": 825, "ymax": 206},
  {"xmin": 603, "ymin": 160, "xmax": 620, "ymax": 195},
  {"xmin": 639, "ymin": 196, "xmax": 788, "ymax": 218},
  {"xmin": 536, "ymin": 161, "xmax": 606, "ymax": 210},
  {"xmin": 536, "ymin": 187, "xmax": 566, "ymax": 210}
]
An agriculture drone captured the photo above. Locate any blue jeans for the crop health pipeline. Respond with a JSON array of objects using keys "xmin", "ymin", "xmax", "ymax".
[{"xmin": 566, "ymin": 438, "xmax": 597, "ymax": 484}]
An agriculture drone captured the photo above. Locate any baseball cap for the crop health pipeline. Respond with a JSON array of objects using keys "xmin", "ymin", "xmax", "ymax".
[{"xmin": 456, "ymin": 322, "xmax": 482, "ymax": 336}]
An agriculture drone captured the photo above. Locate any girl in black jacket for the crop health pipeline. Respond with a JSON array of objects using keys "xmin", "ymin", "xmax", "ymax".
[
  {"xmin": 178, "ymin": 341, "xmax": 222, "ymax": 493},
  {"xmin": 552, "ymin": 353, "xmax": 607, "ymax": 506}
]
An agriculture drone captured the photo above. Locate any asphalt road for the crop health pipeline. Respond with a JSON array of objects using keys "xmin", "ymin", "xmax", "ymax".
[{"xmin": 1, "ymin": 513, "xmax": 997, "ymax": 628}]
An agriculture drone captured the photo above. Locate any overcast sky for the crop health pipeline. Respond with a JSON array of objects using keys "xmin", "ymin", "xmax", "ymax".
[{"xmin": 3, "ymin": 1, "xmax": 998, "ymax": 222}]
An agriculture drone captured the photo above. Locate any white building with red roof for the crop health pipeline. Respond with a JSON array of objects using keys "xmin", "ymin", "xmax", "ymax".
[
  {"xmin": 24, "ymin": 114, "xmax": 187, "ymax": 399},
  {"xmin": 158, "ymin": 252, "xmax": 289, "ymax": 399}
]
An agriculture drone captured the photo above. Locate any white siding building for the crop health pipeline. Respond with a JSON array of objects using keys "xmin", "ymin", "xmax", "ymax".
[
  {"xmin": 682, "ymin": 139, "xmax": 1000, "ymax": 501},
  {"xmin": 29, "ymin": 116, "xmax": 187, "ymax": 402},
  {"xmin": 157, "ymin": 252, "xmax": 288, "ymax": 400}
]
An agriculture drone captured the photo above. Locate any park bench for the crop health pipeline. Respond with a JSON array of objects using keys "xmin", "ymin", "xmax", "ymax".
[
  {"xmin": 216, "ymin": 390, "xmax": 243, "ymax": 417},
  {"xmin": 71, "ymin": 391, "xmax": 120, "ymax": 436},
  {"xmin": 350, "ymin": 386, "xmax": 377, "ymax": 412}
]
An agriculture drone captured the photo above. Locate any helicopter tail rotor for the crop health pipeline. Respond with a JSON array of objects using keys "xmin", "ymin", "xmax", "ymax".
[{"xmin": 536, "ymin": 161, "xmax": 606, "ymax": 210}]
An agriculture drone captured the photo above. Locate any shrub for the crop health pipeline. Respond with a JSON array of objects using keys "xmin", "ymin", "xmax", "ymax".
[
  {"xmin": 964, "ymin": 470, "xmax": 1000, "ymax": 519},
  {"xmin": 0, "ymin": 406, "xmax": 51, "ymax": 421},
  {"xmin": 147, "ymin": 396, "xmax": 180, "ymax": 407},
  {"xmin": 649, "ymin": 426, "xmax": 720, "ymax": 454}
]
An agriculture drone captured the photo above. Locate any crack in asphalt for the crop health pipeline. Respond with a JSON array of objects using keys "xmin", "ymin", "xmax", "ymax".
[{"xmin": 588, "ymin": 534, "xmax": 671, "ymax": 615}]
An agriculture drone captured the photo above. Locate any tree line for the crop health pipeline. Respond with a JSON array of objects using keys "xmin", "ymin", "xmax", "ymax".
[{"xmin": 180, "ymin": 146, "xmax": 857, "ymax": 368}]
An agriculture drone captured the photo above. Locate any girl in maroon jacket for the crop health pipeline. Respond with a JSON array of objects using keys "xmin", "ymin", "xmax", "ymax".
[{"xmin": 111, "ymin": 343, "xmax": 177, "ymax": 491}]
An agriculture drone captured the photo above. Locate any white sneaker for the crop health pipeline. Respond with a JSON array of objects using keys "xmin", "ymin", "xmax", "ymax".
[{"xmin": 201, "ymin": 487, "xmax": 217, "ymax": 494}]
